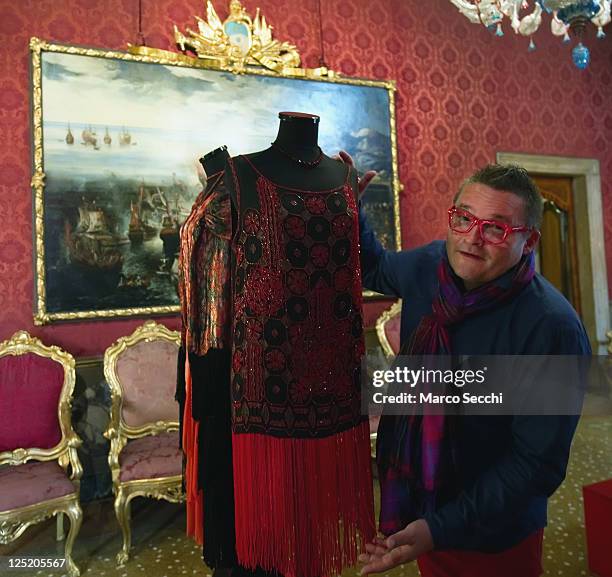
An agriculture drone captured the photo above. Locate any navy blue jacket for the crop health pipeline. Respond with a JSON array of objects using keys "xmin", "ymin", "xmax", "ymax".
[{"xmin": 359, "ymin": 208, "xmax": 592, "ymax": 552}]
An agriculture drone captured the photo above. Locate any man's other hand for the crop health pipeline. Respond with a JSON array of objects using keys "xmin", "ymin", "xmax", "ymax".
[
  {"xmin": 358, "ymin": 519, "xmax": 434, "ymax": 575},
  {"xmin": 333, "ymin": 150, "xmax": 377, "ymax": 200}
]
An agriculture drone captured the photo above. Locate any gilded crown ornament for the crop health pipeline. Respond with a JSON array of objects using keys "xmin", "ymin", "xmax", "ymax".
[
  {"xmin": 171, "ymin": 0, "xmax": 325, "ymax": 76},
  {"xmin": 127, "ymin": 0, "xmax": 332, "ymax": 77}
]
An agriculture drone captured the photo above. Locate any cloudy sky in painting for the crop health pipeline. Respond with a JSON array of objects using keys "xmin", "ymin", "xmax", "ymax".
[{"xmin": 42, "ymin": 51, "xmax": 391, "ymax": 160}]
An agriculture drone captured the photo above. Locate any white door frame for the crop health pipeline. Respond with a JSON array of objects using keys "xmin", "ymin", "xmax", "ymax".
[{"xmin": 497, "ymin": 152, "xmax": 608, "ymax": 354}]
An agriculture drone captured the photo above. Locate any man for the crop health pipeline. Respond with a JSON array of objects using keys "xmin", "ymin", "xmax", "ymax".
[{"xmin": 346, "ymin": 156, "xmax": 591, "ymax": 577}]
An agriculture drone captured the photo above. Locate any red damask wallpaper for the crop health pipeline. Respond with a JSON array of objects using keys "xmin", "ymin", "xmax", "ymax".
[{"xmin": 0, "ymin": 0, "xmax": 611, "ymax": 355}]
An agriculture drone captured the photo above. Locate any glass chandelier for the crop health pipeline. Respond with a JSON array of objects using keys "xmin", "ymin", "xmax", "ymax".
[{"xmin": 448, "ymin": 0, "xmax": 611, "ymax": 68}]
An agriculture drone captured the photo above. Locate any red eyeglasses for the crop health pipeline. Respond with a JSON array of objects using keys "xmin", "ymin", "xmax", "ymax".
[{"xmin": 447, "ymin": 206, "xmax": 534, "ymax": 245}]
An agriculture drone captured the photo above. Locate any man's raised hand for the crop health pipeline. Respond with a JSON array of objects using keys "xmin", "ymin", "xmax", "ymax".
[{"xmin": 333, "ymin": 150, "xmax": 377, "ymax": 200}]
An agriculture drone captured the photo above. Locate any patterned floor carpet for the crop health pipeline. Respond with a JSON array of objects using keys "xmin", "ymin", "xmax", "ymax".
[{"xmin": 2, "ymin": 416, "xmax": 610, "ymax": 577}]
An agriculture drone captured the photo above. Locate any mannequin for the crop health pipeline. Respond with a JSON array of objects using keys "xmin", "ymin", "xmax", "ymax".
[
  {"xmin": 242, "ymin": 111, "xmax": 355, "ymax": 191},
  {"xmin": 177, "ymin": 144, "xmax": 231, "ymax": 426},
  {"xmin": 176, "ymin": 143, "xmax": 236, "ymax": 571},
  {"xmin": 224, "ymin": 112, "xmax": 375, "ymax": 577},
  {"xmin": 180, "ymin": 113, "xmax": 375, "ymax": 577}
]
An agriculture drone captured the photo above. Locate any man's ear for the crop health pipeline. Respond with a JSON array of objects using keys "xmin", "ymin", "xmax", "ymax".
[{"xmin": 523, "ymin": 229, "xmax": 541, "ymax": 255}]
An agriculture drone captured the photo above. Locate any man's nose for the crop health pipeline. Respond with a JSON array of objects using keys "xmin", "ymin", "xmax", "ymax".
[{"xmin": 466, "ymin": 223, "xmax": 485, "ymax": 246}]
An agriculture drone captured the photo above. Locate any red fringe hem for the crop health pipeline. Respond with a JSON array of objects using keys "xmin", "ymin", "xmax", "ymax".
[
  {"xmin": 183, "ymin": 354, "xmax": 204, "ymax": 545},
  {"xmin": 232, "ymin": 421, "xmax": 375, "ymax": 577}
]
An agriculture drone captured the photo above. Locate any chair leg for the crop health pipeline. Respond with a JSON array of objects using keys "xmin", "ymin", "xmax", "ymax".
[
  {"xmin": 64, "ymin": 500, "xmax": 83, "ymax": 577},
  {"xmin": 56, "ymin": 513, "xmax": 64, "ymax": 541},
  {"xmin": 114, "ymin": 488, "xmax": 132, "ymax": 567}
]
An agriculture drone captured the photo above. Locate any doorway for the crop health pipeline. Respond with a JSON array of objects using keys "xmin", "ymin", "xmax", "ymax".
[
  {"xmin": 533, "ymin": 175, "xmax": 581, "ymax": 315},
  {"xmin": 496, "ymin": 152, "xmax": 608, "ymax": 354}
]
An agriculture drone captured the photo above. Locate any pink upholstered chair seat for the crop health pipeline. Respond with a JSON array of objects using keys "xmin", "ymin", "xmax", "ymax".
[
  {"xmin": 385, "ymin": 314, "xmax": 401, "ymax": 356},
  {"xmin": 119, "ymin": 431, "xmax": 182, "ymax": 482},
  {"xmin": 0, "ymin": 461, "xmax": 76, "ymax": 512}
]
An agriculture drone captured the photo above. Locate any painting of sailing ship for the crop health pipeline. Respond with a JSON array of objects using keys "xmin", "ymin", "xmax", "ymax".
[{"xmin": 35, "ymin": 45, "xmax": 398, "ymax": 322}]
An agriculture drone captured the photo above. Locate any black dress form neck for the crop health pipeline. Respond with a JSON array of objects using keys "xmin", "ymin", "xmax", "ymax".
[
  {"xmin": 244, "ymin": 111, "xmax": 351, "ymax": 191},
  {"xmin": 273, "ymin": 112, "xmax": 320, "ymax": 162},
  {"xmin": 200, "ymin": 145, "xmax": 229, "ymax": 177}
]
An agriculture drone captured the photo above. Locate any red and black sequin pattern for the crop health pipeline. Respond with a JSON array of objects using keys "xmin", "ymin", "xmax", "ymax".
[{"xmin": 230, "ymin": 157, "xmax": 365, "ymax": 438}]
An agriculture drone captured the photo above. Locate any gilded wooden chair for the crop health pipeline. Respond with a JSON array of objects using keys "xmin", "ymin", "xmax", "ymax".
[
  {"xmin": 370, "ymin": 300, "xmax": 403, "ymax": 456},
  {"xmin": 103, "ymin": 320, "xmax": 184, "ymax": 566},
  {"xmin": 0, "ymin": 331, "xmax": 83, "ymax": 577},
  {"xmin": 375, "ymin": 300, "xmax": 402, "ymax": 360}
]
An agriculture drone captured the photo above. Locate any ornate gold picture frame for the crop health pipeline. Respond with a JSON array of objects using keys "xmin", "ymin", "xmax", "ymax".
[{"xmin": 30, "ymin": 2, "xmax": 401, "ymax": 324}]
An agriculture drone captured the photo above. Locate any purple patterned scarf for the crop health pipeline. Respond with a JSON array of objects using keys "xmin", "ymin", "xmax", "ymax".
[{"xmin": 377, "ymin": 251, "xmax": 536, "ymax": 535}]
